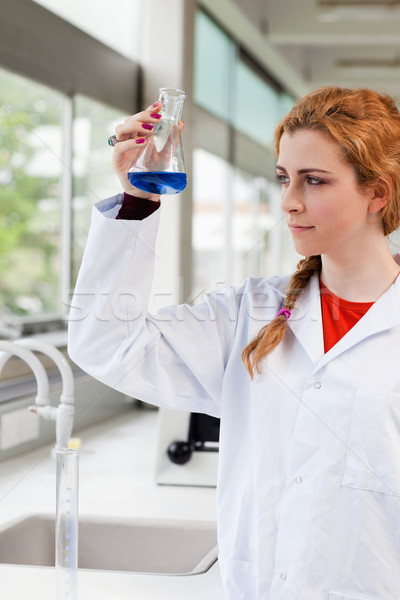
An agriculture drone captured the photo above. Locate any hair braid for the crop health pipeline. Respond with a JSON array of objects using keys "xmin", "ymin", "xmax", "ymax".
[{"xmin": 242, "ymin": 255, "xmax": 321, "ymax": 378}]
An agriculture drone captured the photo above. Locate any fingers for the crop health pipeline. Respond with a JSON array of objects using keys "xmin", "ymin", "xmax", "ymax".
[
  {"xmin": 111, "ymin": 101, "xmax": 184, "ymax": 168},
  {"xmin": 114, "ymin": 102, "xmax": 162, "ymax": 143},
  {"xmin": 112, "ymin": 137, "xmax": 146, "ymax": 157},
  {"xmin": 146, "ymin": 100, "xmax": 161, "ymax": 113}
]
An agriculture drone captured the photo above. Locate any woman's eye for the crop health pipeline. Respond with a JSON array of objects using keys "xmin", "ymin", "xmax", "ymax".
[
  {"xmin": 275, "ymin": 173, "xmax": 289, "ymax": 184},
  {"xmin": 275, "ymin": 173, "xmax": 326, "ymax": 186},
  {"xmin": 307, "ymin": 176, "xmax": 325, "ymax": 185}
]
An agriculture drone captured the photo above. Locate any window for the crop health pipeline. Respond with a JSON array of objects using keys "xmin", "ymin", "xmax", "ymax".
[
  {"xmin": 72, "ymin": 96, "xmax": 125, "ymax": 285},
  {"xmin": 234, "ymin": 58, "xmax": 280, "ymax": 147},
  {"xmin": 279, "ymin": 92, "xmax": 295, "ymax": 120},
  {"xmin": 0, "ymin": 68, "xmax": 127, "ymax": 324},
  {"xmin": 194, "ymin": 11, "xmax": 295, "ymax": 147},
  {"xmin": 194, "ymin": 11, "xmax": 233, "ymax": 122},
  {"xmin": 0, "ymin": 68, "xmax": 64, "ymax": 319},
  {"xmin": 231, "ymin": 170, "xmax": 273, "ymax": 285},
  {"xmin": 192, "ymin": 149, "xmax": 283, "ymax": 294},
  {"xmin": 192, "ymin": 10, "xmax": 298, "ymax": 292},
  {"xmin": 192, "ymin": 149, "xmax": 229, "ymax": 294}
]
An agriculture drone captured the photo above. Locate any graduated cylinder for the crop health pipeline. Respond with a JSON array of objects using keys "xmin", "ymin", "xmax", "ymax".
[{"xmin": 56, "ymin": 447, "xmax": 79, "ymax": 600}]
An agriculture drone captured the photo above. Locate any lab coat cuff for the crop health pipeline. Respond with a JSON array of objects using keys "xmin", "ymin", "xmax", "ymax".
[
  {"xmin": 95, "ymin": 193, "xmax": 124, "ymax": 217},
  {"xmin": 93, "ymin": 193, "xmax": 161, "ymax": 235}
]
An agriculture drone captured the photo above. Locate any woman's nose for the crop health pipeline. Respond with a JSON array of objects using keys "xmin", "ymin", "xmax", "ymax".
[{"xmin": 280, "ymin": 184, "xmax": 304, "ymax": 213}]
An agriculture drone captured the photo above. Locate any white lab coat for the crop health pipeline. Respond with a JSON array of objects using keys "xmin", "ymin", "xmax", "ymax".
[{"xmin": 68, "ymin": 194, "xmax": 400, "ymax": 600}]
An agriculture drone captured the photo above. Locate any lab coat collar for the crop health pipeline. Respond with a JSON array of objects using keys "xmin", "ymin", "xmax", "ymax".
[
  {"xmin": 284, "ymin": 271, "xmax": 400, "ymax": 370},
  {"xmin": 286, "ymin": 274, "xmax": 324, "ymax": 366},
  {"xmin": 315, "ymin": 272, "xmax": 400, "ymax": 370}
]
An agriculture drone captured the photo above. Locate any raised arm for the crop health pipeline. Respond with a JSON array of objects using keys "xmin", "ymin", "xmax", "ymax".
[{"xmin": 67, "ymin": 104, "xmax": 242, "ymax": 418}]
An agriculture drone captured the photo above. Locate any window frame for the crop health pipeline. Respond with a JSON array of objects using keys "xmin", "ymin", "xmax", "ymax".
[{"xmin": 0, "ymin": 0, "xmax": 140, "ymax": 331}]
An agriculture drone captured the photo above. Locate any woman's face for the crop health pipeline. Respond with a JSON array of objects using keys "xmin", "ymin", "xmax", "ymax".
[{"xmin": 276, "ymin": 128, "xmax": 381, "ymax": 259}]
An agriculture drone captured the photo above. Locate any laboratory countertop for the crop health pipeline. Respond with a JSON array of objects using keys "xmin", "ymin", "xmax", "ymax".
[{"xmin": 0, "ymin": 406, "xmax": 225, "ymax": 599}]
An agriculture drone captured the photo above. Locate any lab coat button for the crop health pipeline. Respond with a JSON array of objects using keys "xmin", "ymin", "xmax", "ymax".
[
  {"xmin": 314, "ymin": 381, "xmax": 322, "ymax": 389},
  {"xmin": 280, "ymin": 572, "xmax": 287, "ymax": 581},
  {"xmin": 295, "ymin": 476, "xmax": 303, "ymax": 484}
]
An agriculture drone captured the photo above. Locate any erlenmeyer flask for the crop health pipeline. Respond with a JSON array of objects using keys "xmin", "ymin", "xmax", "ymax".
[{"xmin": 128, "ymin": 87, "xmax": 187, "ymax": 195}]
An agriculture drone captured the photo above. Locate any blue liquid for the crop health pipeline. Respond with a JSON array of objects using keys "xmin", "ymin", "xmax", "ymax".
[{"xmin": 128, "ymin": 171, "xmax": 187, "ymax": 195}]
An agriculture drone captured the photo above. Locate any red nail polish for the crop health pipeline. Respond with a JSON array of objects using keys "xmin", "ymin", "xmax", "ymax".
[
  {"xmin": 152, "ymin": 102, "xmax": 159, "ymax": 108},
  {"xmin": 142, "ymin": 123, "xmax": 153, "ymax": 131},
  {"xmin": 150, "ymin": 113, "xmax": 161, "ymax": 119},
  {"xmin": 136, "ymin": 138, "xmax": 145, "ymax": 144}
]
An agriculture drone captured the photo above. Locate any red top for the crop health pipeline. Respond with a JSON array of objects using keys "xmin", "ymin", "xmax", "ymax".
[
  {"xmin": 116, "ymin": 194, "xmax": 374, "ymax": 355},
  {"xmin": 320, "ymin": 279, "xmax": 374, "ymax": 353}
]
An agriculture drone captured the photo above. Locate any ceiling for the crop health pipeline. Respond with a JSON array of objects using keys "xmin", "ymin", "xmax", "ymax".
[{"xmin": 230, "ymin": 0, "xmax": 400, "ymax": 99}]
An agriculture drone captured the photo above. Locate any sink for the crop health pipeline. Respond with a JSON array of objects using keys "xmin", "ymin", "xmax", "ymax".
[{"xmin": 0, "ymin": 515, "xmax": 218, "ymax": 575}]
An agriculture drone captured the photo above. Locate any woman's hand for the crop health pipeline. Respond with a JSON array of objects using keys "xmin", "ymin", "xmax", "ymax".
[{"xmin": 111, "ymin": 101, "xmax": 164, "ymax": 202}]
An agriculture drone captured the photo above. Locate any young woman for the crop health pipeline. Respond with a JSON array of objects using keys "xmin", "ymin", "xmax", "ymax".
[{"xmin": 68, "ymin": 86, "xmax": 400, "ymax": 599}]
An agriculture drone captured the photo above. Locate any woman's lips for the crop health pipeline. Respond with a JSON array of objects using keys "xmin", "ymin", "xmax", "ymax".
[{"xmin": 288, "ymin": 224, "xmax": 314, "ymax": 233}]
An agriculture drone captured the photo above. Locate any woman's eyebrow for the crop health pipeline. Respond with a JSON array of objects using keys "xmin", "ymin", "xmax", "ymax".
[{"xmin": 275, "ymin": 165, "xmax": 332, "ymax": 174}]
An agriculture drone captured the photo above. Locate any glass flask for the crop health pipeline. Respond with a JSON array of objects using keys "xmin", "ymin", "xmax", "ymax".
[{"xmin": 128, "ymin": 87, "xmax": 187, "ymax": 195}]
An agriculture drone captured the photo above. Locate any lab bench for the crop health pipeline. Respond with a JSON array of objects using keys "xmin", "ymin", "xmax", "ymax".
[{"xmin": 0, "ymin": 407, "xmax": 224, "ymax": 599}]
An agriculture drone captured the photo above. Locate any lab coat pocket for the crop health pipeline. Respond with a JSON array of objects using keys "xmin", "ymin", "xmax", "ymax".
[
  {"xmin": 218, "ymin": 555, "xmax": 256, "ymax": 599},
  {"xmin": 342, "ymin": 387, "xmax": 400, "ymax": 496}
]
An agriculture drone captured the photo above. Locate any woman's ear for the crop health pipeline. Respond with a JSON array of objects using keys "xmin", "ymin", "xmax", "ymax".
[{"xmin": 368, "ymin": 178, "xmax": 391, "ymax": 214}]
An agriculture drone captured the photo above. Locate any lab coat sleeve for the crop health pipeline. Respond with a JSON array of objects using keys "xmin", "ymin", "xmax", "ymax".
[{"xmin": 67, "ymin": 194, "xmax": 244, "ymax": 418}]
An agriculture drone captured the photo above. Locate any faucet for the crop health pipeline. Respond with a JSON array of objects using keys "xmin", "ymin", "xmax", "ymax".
[{"xmin": 0, "ymin": 339, "xmax": 75, "ymax": 448}]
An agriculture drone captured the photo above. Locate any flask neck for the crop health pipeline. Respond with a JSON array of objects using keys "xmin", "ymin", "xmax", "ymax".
[{"xmin": 159, "ymin": 88, "xmax": 186, "ymax": 122}]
